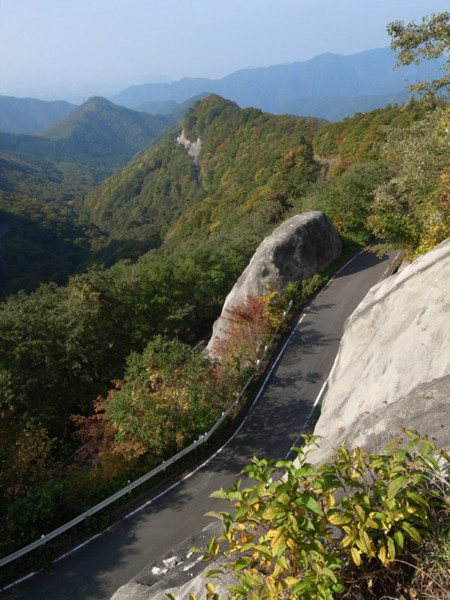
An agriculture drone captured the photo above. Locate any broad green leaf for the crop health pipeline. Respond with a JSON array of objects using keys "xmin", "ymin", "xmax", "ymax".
[
  {"xmin": 275, "ymin": 555, "xmax": 288, "ymax": 569},
  {"xmin": 322, "ymin": 567, "xmax": 339, "ymax": 583},
  {"xmin": 204, "ymin": 569, "xmax": 224, "ymax": 578},
  {"xmin": 402, "ymin": 521, "xmax": 423, "ymax": 545},
  {"xmin": 405, "ymin": 490, "xmax": 428, "ymax": 509},
  {"xmin": 387, "ymin": 475, "xmax": 408, "ymax": 499},
  {"xmin": 255, "ymin": 544, "xmax": 273, "ymax": 558},
  {"xmin": 232, "ymin": 557, "xmax": 252, "ymax": 572},
  {"xmin": 234, "ymin": 506, "xmax": 249, "ymax": 520},
  {"xmin": 226, "ymin": 584, "xmax": 248, "ymax": 595},
  {"xmin": 240, "ymin": 542, "xmax": 255, "ymax": 552},
  {"xmin": 393, "ymin": 529, "xmax": 404, "ymax": 551},
  {"xmin": 210, "ymin": 488, "xmax": 229, "ymax": 499},
  {"xmin": 387, "ymin": 536, "xmax": 396, "ymax": 560},
  {"xmin": 296, "ymin": 493, "xmax": 323, "ymax": 515},
  {"xmin": 204, "ymin": 510, "xmax": 227, "ymax": 520}
]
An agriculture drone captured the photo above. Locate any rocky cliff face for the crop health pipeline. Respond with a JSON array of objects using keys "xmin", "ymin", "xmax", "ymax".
[
  {"xmin": 207, "ymin": 211, "xmax": 342, "ymax": 355},
  {"xmin": 310, "ymin": 236, "xmax": 450, "ymax": 464}
]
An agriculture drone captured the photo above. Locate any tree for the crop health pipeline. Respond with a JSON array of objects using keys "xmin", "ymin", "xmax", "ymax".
[
  {"xmin": 73, "ymin": 336, "xmax": 230, "ymax": 468},
  {"xmin": 212, "ymin": 294, "xmax": 282, "ymax": 377},
  {"xmin": 387, "ymin": 12, "xmax": 450, "ymax": 94},
  {"xmin": 367, "ymin": 103, "xmax": 450, "ymax": 256}
]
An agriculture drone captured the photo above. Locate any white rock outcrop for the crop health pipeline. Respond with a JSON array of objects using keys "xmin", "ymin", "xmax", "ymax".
[
  {"xmin": 310, "ymin": 237, "xmax": 450, "ymax": 464},
  {"xmin": 176, "ymin": 129, "xmax": 202, "ymax": 161},
  {"xmin": 207, "ymin": 211, "xmax": 341, "ymax": 355}
]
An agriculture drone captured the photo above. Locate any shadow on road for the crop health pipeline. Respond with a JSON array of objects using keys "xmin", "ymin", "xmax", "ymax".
[{"xmin": 335, "ymin": 248, "xmax": 390, "ymax": 278}]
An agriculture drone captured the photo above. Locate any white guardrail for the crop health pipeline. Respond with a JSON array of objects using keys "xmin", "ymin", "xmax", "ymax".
[{"xmin": 0, "ymin": 301, "xmax": 294, "ymax": 569}]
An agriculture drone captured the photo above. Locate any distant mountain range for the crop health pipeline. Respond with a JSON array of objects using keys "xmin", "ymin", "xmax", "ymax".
[
  {"xmin": 110, "ymin": 47, "xmax": 443, "ymax": 118},
  {"xmin": 1, "ymin": 47, "xmax": 444, "ymax": 136},
  {"xmin": 0, "ymin": 97, "xmax": 171, "ymax": 169},
  {"xmin": 0, "ymin": 96, "xmax": 76, "ymax": 134},
  {"xmin": 0, "ymin": 94, "xmax": 212, "ymax": 207}
]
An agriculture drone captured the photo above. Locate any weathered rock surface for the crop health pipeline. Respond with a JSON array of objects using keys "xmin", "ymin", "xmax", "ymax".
[
  {"xmin": 176, "ymin": 129, "xmax": 202, "ymax": 161},
  {"xmin": 110, "ymin": 522, "xmax": 234, "ymax": 600},
  {"xmin": 207, "ymin": 211, "xmax": 341, "ymax": 355},
  {"xmin": 310, "ymin": 237, "xmax": 450, "ymax": 465}
]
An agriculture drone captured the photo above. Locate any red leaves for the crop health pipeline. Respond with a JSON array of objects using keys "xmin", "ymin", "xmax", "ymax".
[{"xmin": 212, "ymin": 294, "xmax": 277, "ymax": 372}]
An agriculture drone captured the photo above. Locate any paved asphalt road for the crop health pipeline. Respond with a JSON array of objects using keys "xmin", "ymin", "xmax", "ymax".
[{"xmin": 2, "ymin": 247, "xmax": 398, "ymax": 600}]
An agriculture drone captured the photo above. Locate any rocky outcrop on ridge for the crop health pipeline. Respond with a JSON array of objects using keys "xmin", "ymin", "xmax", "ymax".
[
  {"xmin": 207, "ymin": 211, "xmax": 341, "ymax": 355},
  {"xmin": 176, "ymin": 129, "xmax": 202, "ymax": 161},
  {"xmin": 309, "ymin": 236, "xmax": 450, "ymax": 465}
]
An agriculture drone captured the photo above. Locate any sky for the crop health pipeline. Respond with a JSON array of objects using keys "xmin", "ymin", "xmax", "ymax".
[{"xmin": 0, "ymin": 0, "xmax": 448, "ymax": 102}]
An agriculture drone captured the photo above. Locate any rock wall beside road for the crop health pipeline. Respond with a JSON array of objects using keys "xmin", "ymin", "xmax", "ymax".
[{"xmin": 310, "ymin": 236, "xmax": 450, "ymax": 464}]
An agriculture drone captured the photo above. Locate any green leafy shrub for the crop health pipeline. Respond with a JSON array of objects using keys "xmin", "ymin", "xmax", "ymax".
[{"xmin": 188, "ymin": 432, "xmax": 449, "ymax": 600}]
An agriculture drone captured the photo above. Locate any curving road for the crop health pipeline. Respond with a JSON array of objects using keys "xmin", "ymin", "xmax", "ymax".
[{"xmin": 1, "ymin": 247, "xmax": 398, "ymax": 600}]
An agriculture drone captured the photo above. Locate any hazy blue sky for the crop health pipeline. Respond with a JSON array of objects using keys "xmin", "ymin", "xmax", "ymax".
[{"xmin": 1, "ymin": 0, "xmax": 448, "ymax": 101}]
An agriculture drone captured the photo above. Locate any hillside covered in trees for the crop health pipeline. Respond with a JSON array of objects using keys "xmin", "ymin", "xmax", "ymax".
[
  {"xmin": 0, "ymin": 97, "xmax": 172, "ymax": 296},
  {"xmin": 0, "ymin": 40, "xmax": 449, "ymax": 584},
  {"xmin": 0, "ymin": 94, "xmax": 216, "ymax": 296}
]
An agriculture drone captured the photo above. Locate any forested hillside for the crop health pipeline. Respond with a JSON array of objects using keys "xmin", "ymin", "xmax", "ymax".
[
  {"xmin": 0, "ymin": 95, "xmax": 76, "ymax": 134},
  {"xmin": 82, "ymin": 95, "xmax": 322, "ymax": 251},
  {"xmin": 0, "ymin": 95, "xmax": 222, "ymax": 296},
  {"xmin": 0, "ymin": 97, "xmax": 174, "ymax": 296},
  {"xmin": 0, "ymin": 88, "xmax": 448, "ymax": 577},
  {"xmin": 0, "ymin": 97, "xmax": 171, "ymax": 173}
]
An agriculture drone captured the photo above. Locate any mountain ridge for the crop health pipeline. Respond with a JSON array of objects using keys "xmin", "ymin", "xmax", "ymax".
[
  {"xmin": 0, "ymin": 95, "xmax": 76, "ymax": 134},
  {"xmin": 2, "ymin": 47, "xmax": 444, "ymax": 134},
  {"xmin": 0, "ymin": 97, "xmax": 173, "ymax": 179},
  {"xmin": 110, "ymin": 47, "xmax": 444, "ymax": 117}
]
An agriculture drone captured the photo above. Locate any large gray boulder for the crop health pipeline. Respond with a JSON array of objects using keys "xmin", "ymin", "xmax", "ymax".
[
  {"xmin": 207, "ymin": 211, "xmax": 341, "ymax": 355},
  {"xmin": 310, "ymin": 237, "xmax": 450, "ymax": 465}
]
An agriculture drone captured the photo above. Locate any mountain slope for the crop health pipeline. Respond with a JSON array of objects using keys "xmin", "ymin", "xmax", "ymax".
[
  {"xmin": 0, "ymin": 95, "xmax": 76, "ymax": 134},
  {"xmin": 276, "ymin": 90, "xmax": 411, "ymax": 121},
  {"xmin": 0, "ymin": 97, "xmax": 175, "ymax": 201},
  {"xmin": 81, "ymin": 95, "xmax": 322, "ymax": 251},
  {"xmin": 38, "ymin": 96, "xmax": 172, "ymax": 163},
  {"xmin": 111, "ymin": 47, "xmax": 443, "ymax": 117},
  {"xmin": 0, "ymin": 98, "xmax": 175, "ymax": 296}
]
